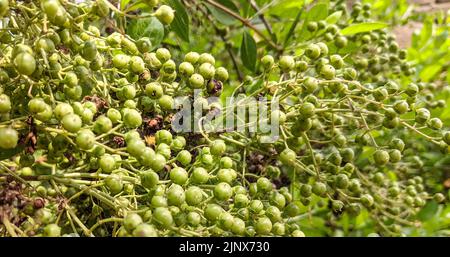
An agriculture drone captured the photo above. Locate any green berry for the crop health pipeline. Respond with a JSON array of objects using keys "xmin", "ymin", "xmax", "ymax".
[
  {"xmin": 0, "ymin": 94, "xmax": 11, "ymax": 113},
  {"xmin": 214, "ymin": 182, "xmax": 232, "ymax": 201},
  {"xmin": 99, "ymin": 154, "xmax": 116, "ymax": 173},
  {"xmin": 312, "ymin": 182, "xmax": 327, "ymax": 197},
  {"xmin": 154, "ymin": 5, "xmax": 175, "ymax": 25},
  {"xmin": 76, "ymin": 129, "xmax": 96, "ymax": 150},
  {"xmin": 215, "ymin": 67, "xmax": 229, "ymax": 81},
  {"xmin": 167, "ymin": 184, "xmax": 185, "ymax": 206},
  {"xmin": 255, "ymin": 217, "xmax": 272, "ymax": 235},
  {"xmin": 0, "ymin": 127, "xmax": 19, "ymax": 149},
  {"xmin": 184, "ymin": 52, "xmax": 200, "ymax": 64},
  {"xmin": 198, "ymin": 53, "xmax": 215, "ymax": 65},
  {"xmin": 178, "ymin": 62, "xmax": 195, "ymax": 77},
  {"xmin": 191, "ymin": 167, "xmax": 210, "ymax": 184},
  {"xmin": 210, "ymin": 139, "xmax": 226, "ymax": 156},
  {"xmin": 261, "ymin": 55, "xmax": 275, "ymax": 69},
  {"xmin": 373, "ymin": 150, "xmax": 389, "ymax": 165},
  {"xmin": 132, "ymin": 223, "xmax": 158, "ymax": 237},
  {"xmin": 279, "ymin": 148, "xmax": 296, "ymax": 165},
  {"xmin": 361, "ymin": 194, "xmax": 374, "ymax": 207},
  {"xmin": 153, "ymin": 207, "xmax": 173, "ymax": 228},
  {"xmin": 43, "ymin": 224, "xmax": 61, "ymax": 237},
  {"xmin": 320, "ymin": 64, "xmax": 335, "ymax": 79},
  {"xmin": 415, "ymin": 108, "xmax": 430, "ymax": 124},
  {"xmin": 305, "ymin": 44, "xmax": 321, "ymax": 59},
  {"xmin": 189, "ymin": 73, "xmax": 205, "ymax": 89},
  {"xmin": 14, "ymin": 52, "xmax": 36, "ymax": 76},
  {"xmin": 300, "ymin": 102, "xmax": 315, "ymax": 118},
  {"xmin": 279, "ymin": 55, "xmax": 295, "ymax": 72},
  {"xmin": 123, "ymin": 109, "xmax": 142, "ymax": 128},
  {"xmin": 140, "ymin": 170, "xmax": 159, "ymax": 189},
  {"xmin": 185, "ymin": 186, "xmax": 204, "ymax": 206},
  {"xmin": 256, "ymin": 177, "xmax": 272, "ymax": 192},
  {"xmin": 124, "ymin": 213, "xmax": 143, "ymax": 232},
  {"xmin": 170, "ymin": 167, "xmax": 188, "ymax": 185},
  {"xmin": 199, "ymin": 63, "xmax": 215, "ymax": 80}
]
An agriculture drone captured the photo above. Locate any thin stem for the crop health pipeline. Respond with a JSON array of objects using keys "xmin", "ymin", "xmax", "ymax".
[
  {"xmin": 248, "ymin": 0, "xmax": 275, "ymax": 41},
  {"xmin": 2, "ymin": 217, "xmax": 18, "ymax": 237},
  {"xmin": 203, "ymin": 0, "xmax": 282, "ymax": 51}
]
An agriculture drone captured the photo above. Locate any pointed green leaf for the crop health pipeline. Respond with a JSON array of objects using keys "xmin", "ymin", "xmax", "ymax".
[
  {"xmin": 240, "ymin": 31, "xmax": 257, "ymax": 72},
  {"xmin": 325, "ymin": 11, "xmax": 342, "ymax": 24},
  {"xmin": 417, "ymin": 201, "xmax": 439, "ymax": 221},
  {"xmin": 126, "ymin": 3, "xmax": 150, "ymax": 12},
  {"xmin": 127, "ymin": 16, "xmax": 165, "ymax": 49},
  {"xmin": 167, "ymin": 0, "xmax": 190, "ymax": 42},
  {"xmin": 307, "ymin": 3, "xmax": 328, "ymax": 21},
  {"xmin": 121, "ymin": 0, "xmax": 132, "ymax": 10},
  {"xmin": 341, "ymin": 22, "xmax": 387, "ymax": 35},
  {"xmin": 205, "ymin": 0, "xmax": 240, "ymax": 26}
]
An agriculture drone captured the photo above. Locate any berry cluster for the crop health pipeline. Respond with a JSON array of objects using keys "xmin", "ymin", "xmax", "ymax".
[{"xmin": 0, "ymin": 0, "xmax": 447, "ymax": 237}]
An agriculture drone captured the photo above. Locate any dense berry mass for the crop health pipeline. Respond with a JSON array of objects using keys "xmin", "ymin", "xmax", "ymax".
[{"xmin": 0, "ymin": 0, "xmax": 447, "ymax": 238}]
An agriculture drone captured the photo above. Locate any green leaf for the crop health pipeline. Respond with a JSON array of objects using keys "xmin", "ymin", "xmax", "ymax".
[
  {"xmin": 341, "ymin": 22, "xmax": 387, "ymax": 35},
  {"xmin": 167, "ymin": 0, "xmax": 190, "ymax": 42},
  {"xmin": 126, "ymin": 3, "xmax": 149, "ymax": 12},
  {"xmin": 216, "ymin": 0, "xmax": 239, "ymax": 12},
  {"xmin": 120, "ymin": 0, "xmax": 132, "ymax": 10},
  {"xmin": 419, "ymin": 19, "xmax": 433, "ymax": 49},
  {"xmin": 298, "ymin": 3, "xmax": 328, "ymax": 41},
  {"xmin": 268, "ymin": 0, "xmax": 306, "ymax": 17},
  {"xmin": 127, "ymin": 16, "xmax": 165, "ymax": 49},
  {"xmin": 240, "ymin": 31, "xmax": 257, "ymax": 72},
  {"xmin": 0, "ymin": 146, "xmax": 24, "ymax": 161},
  {"xmin": 417, "ymin": 201, "xmax": 439, "ymax": 221},
  {"xmin": 325, "ymin": 11, "xmax": 342, "ymax": 24},
  {"xmin": 434, "ymin": 31, "xmax": 449, "ymax": 49},
  {"xmin": 205, "ymin": 0, "xmax": 240, "ymax": 26},
  {"xmin": 283, "ymin": 8, "xmax": 303, "ymax": 47},
  {"xmin": 419, "ymin": 64, "xmax": 441, "ymax": 82},
  {"xmin": 307, "ymin": 3, "xmax": 329, "ymax": 21}
]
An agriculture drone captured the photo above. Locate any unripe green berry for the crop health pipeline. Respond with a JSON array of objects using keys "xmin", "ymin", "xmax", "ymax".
[
  {"xmin": 415, "ymin": 108, "xmax": 430, "ymax": 124},
  {"xmin": 299, "ymin": 102, "xmax": 315, "ymax": 118},
  {"xmin": 184, "ymin": 52, "xmax": 200, "ymax": 64},
  {"xmin": 443, "ymin": 132, "xmax": 450, "ymax": 145},
  {"xmin": 334, "ymin": 36, "xmax": 348, "ymax": 48},
  {"xmin": 215, "ymin": 67, "xmax": 229, "ymax": 81},
  {"xmin": 178, "ymin": 62, "xmax": 195, "ymax": 77},
  {"xmin": 307, "ymin": 21, "xmax": 318, "ymax": 32},
  {"xmin": 261, "ymin": 55, "xmax": 275, "ymax": 69},
  {"xmin": 198, "ymin": 53, "xmax": 215, "ymax": 65},
  {"xmin": 320, "ymin": 64, "xmax": 335, "ymax": 79},
  {"xmin": 0, "ymin": 127, "xmax": 19, "ymax": 149},
  {"xmin": 154, "ymin": 5, "xmax": 175, "ymax": 25},
  {"xmin": 312, "ymin": 182, "xmax": 327, "ymax": 197},
  {"xmin": 303, "ymin": 77, "xmax": 318, "ymax": 93},
  {"xmin": 279, "ymin": 55, "xmax": 295, "ymax": 72},
  {"xmin": 361, "ymin": 194, "xmax": 374, "ymax": 207},
  {"xmin": 305, "ymin": 44, "xmax": 321, "ymax": 59},
  {"xmin": 0, "ymin": 94, "xmax": 11, "ymax": 113},
  {"xmin": 295, "ymin": 60, "xmax": 308, "ymax": 72},
  {"xmin": 330, "ymin": 54, "xmax": 344, "ymax": 69},
  {"xmin": 316, "ymin": 42, "xmax": 328, "ymax": 56},
  {"xmin": 145, "ymin": 82, "xmax": 164, "ymax": 99},
  {"xmin": 199, "ymin": 62, "xmax": 215, "ymax": 80},
  {"xmin": 374, "ymin": 150, "xmax": 389, "ymax": 165},
  {"xmin": 189, "ymin": 73, "xmax": 205, "ymax": 89},
  {"xmin": 428, "ymin": 118, "xmax": 443, "ymax": 130}
]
